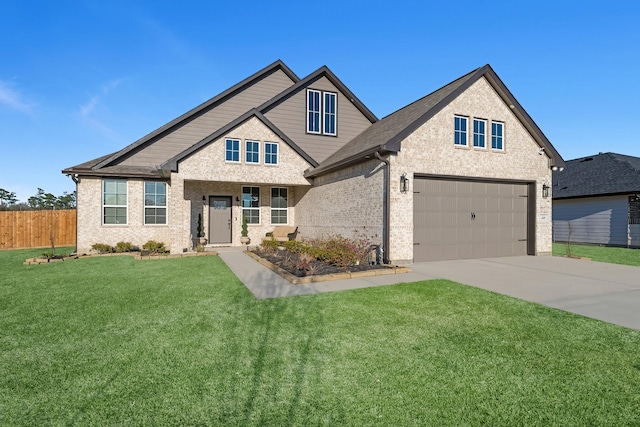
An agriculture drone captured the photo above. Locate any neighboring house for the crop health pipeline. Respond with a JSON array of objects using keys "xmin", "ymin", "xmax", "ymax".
[
  {"xmin": 552, "ymin": 152, "xmax": 640, "ymax": 247},
  {"xmin": 63, "ymin": 60, "xmax": 564, "ymax": 263}
]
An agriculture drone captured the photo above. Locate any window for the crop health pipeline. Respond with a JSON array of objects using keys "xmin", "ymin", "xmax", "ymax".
[
  {"xmin": 473, "ymin": 119, "xmax": 486, "ymax": 148},
  {"xmin": 491, "ymin": 122, "xmax": 504, "ymax": 150},
  {"xmin": 225, "ymin": 138, "xmax": 240, "ymax": 162},
  {"xmin": 242, "ymin": 186, "xmax": 260, "ymax": 224},
  {"xmin": 265, "ymin": 142, "xmax": 278, "ymax": 165},
  {"xmin": 454, "ymin": 116, "xmax": 468, "ymax": 146},
  {"xmin": 307, "ymin": 89, "xmax": 337, "ymax": 135},
  {"xmin": 307, "ymin": 89, "xmax": 321, "ymax": 134},
  {"xmin": 271, "ymin": 188, "xmax": 288, "ymax": 224},
  {"xmin": 103, "ymin": 179, "xmax": 127, "ymax": 225},
  {"xmin": 246, "ymin": 140, "xmax": 259, "ymax": 164},
  {"xmin": 324, "ymin": 92, "xmax": 337, "ymax": 135},
  {"xmin": 144, "ymin": 182, "xmax": 167, "ymax": 225}
]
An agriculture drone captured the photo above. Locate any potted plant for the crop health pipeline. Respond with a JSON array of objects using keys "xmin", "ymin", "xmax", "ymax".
[
  {"xmin": 240, "ymin": 214, "xmax": 251, "ymax": 245},
  {"xmin": 197, "ymin": 213, "xmax": 207, "ymax": 245}
]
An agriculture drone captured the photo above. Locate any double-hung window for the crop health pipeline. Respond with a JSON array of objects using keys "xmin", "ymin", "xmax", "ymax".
[
  {"xmin": 473, "ymin": 119, "xmax": 486, "ymax": 148},
  {"xmin": 103, "ymin": 179, "xmax": 127, "ymax": 225},
  {"xmin": 307, "ymin": 89, "xmax": 337, "ymax": 135},
  {"xmin": 454, "ymin": 116, "xmax": 468, "ymax": 146},
  {"xmin": 242, "ymin": 186, "xmax": 260, "ymax": 224},
  {"xmin": 225, "ymin": 138, "xmax": 240, "ymax": 162},
  {"xmin": 144, "ymin": 182, "xmax": 167, "ymax": 225},
  {"xmin": 245, "ymin": 140, "xmax": 259, "ymax": 164},
  {"xmin": 265, "ymin": 142, "xmax": 278, "ymax": 165},
  {"xmin": 491, "ymin": 121, "xmax": 504, "ymax": 150},
  {"xmin": 270, "ymin": 188, "xmax": 288, "ymax": 224}
]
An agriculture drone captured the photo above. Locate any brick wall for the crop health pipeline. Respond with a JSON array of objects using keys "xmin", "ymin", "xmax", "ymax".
[
  {"xmin": 389, "ymin": 77, "xmax": 553, "ymax": 262},
  {"xmin": 296, "ymin": 159, "xmax": 385, "ymax": 245}
]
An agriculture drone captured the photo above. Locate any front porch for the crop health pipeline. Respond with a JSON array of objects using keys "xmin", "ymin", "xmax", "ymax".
[{"xmin": 182, "ymin": 180, "xmax": 309, "ymax": 250}]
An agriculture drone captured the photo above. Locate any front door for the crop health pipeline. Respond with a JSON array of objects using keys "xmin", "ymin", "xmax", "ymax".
[{"xmin": 209, "ymin": 196, "xmax": 232, "ymax": 244}]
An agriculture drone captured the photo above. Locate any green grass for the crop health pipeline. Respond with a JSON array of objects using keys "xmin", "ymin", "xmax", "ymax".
[
  {"xmin": 553, "ymin": 242, "xmax": 640, "ymax": 266},
  {"xmin": 1, "ymin": 249, "xmax": 639, "ymax": 425}
]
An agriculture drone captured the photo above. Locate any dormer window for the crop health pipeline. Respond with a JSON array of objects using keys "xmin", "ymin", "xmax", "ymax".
[{"xmin": 307, "ymin": 89, "xmax": 337, "ymax": 136}]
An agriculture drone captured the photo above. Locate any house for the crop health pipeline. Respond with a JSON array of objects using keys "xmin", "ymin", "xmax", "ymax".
[
  {"xmin": 552, "ymin": 152, "xmax": 640, "ymax": 247},
  {"xmin": 63, "ymin": 60, "xmax": 564, "ymax": 263}
]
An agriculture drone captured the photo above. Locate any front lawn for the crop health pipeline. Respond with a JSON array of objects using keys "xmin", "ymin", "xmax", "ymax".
[
  {"xmin": 553, "ymin": 242, "xmax": 640, "ymax": 266},
  {"xmin": 1, "ymin": 249, "xmax": 639, "ymax": 425}
]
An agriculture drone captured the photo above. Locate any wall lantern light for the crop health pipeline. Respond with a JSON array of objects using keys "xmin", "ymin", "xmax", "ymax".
[
  {"xmin": 542, "ymin": 184, "xmax": 550, "ymax": 198},
  {"xmin": 400, "ymin": 173, "xmax": 409, "ymax": 193},
  {"xmin": 202, "ymin": 195, "xmax": 207, "ymax": 204}
]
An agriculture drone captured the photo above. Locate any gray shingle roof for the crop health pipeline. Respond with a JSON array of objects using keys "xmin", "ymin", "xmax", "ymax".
[{"xmin": 553, "ymin": 152, "xmax": 640, "ymax": 199}]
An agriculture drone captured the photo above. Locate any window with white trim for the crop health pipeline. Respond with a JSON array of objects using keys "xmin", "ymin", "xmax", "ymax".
[
  {"xmin": 271, "ymin": 187, "xmax": 288, "ymax": 224},
  {"xmin": 265, "ymin": 142, "xmax": 278, "ymax": 165},
  {"xmin": 144, "ymin": 182, "xmax": 167, "ymax": 225},
  {"xmin": 307, "ymin": 89, "xmax": 337, "ymax": 135},
  {"xmin": 473, "ymin": 119, "xmax": 486, "ymax": 148},
  {"xmin": 454, "ymin": 116, "xmax": 468, "ymax": 146},
  {"xmin": 245, "ymin": 140, "xmax": 259, "ymax": 164},
  {"xmin": 324, "ymin": 92, "xmax": 337, "ymax": 135},
  {"xmin": 103, "ymin": 179, "xmax": 127, "ymax": 225},
  {"xmin": 491, "ymin": 121, "xmax": 504, "ymax": 150},
  {"xmin": 307, "ymin": 89, "xmax": 321, "ymax": 134},
  {"xmin": 242, "ymin": 186, "xmax": 260, "ymax": 224},
  {"xmin": 225, "ymin": 138, "xmax": 240, "ymax": 162}
]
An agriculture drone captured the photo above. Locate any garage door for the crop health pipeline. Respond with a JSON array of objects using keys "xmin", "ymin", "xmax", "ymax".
[{"xmin": 413, "ymin": 178, "xmax": 530, "ymax": 262}]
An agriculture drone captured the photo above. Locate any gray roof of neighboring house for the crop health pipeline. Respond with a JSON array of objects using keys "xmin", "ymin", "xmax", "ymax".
[
  {"xmin": 307, "ymin": 64, "xmax": 565, "ymax": 178},
  {"xmin": 553, "ymin": 152, "xmax": 640, "ymax": 199}
]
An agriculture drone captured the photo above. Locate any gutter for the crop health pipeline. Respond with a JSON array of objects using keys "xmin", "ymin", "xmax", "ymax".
[{"xmin": 374, "ymin": 152, "xmax": 391, "ymax": 264}]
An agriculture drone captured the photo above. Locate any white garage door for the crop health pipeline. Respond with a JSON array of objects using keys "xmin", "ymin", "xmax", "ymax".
[{"xmin": 413, "ymin": 178, "xmax": 530, "ymax": 262}]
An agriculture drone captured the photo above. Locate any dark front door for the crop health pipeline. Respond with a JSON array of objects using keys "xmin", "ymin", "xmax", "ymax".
[{"xmin": 209, "ymin": 196, "xmax": 232, "ymax": 244}]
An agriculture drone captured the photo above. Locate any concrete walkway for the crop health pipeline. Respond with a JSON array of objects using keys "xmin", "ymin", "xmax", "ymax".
[{"xmin": 218, "ymin": 248, "xmax": 640, "ymax": 330}]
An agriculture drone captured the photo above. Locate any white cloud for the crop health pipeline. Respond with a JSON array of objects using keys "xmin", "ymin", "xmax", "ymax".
[
  {"xmin": 0, "ymin": 80, "xmax": 32, "ymax": 113},
  {"xmin": 78, "ymin": 78, "xmax": 124, "ymax": 135}
]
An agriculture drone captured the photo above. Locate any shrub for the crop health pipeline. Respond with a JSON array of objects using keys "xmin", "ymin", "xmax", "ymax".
[
  {"xmin": 91, "ymin": 243, "xmax": 114, "ymax": 254},
  {"xmin": 114, "ymin": 241, "xmax": 135, "ymax": 253},
  {"xmin": 142, "ymin": 240, "xmax": 168, "ymax": 255},
  {"xmin": 260, "ymin": 237, "xmax": 280, "ymax": 253}
]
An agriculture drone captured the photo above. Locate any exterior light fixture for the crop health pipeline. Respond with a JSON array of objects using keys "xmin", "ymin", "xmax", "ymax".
[
  {"xmin": 542, "ymin": 184, "xmax": 550, "ymax": 198},
  {"xmin": 202, "ymin": 195, "xmax": 206, "ymax": 204},
  {"xmin": 400, "ymin": 173, "xmax": 409, "ymax": 193}
]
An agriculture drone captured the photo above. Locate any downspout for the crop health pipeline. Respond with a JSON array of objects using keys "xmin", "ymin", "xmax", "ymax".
[
  {"xmin": 66, "ymin": 174, "xmax": 79, "ymax": 254},
  {"xmin": 374, "ymin": 152, "xmax": 391, "ymax": 264}
]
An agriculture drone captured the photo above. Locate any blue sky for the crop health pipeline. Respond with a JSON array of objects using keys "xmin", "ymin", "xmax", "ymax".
[{"xmin": 1, "ymin": 0, "xmax": 639, "ymax": 202}]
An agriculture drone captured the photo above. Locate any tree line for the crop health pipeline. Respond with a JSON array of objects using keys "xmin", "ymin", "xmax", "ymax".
[{"xmin": 0, "ymin": 188, "xmax": 76, "ymax": 211}]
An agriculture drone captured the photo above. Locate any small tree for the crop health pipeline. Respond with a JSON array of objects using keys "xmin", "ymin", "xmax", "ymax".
[
  {"xmin": 49, "ymin": 217, "xmax": 58, "ymax": 257},
  {"xmin": 241, "ymin": 214, "xmax": 248, "ymax": 238},
  {"xmin": 197, "ymin": 213, "xmax": 205, "ymax": 238},
  {"xmin": 566, "ymin": 220, "xmax": 573, "ymax": 258}
]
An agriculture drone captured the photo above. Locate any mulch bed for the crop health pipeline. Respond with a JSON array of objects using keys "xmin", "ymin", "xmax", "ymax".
[{"xmin": 252, "ymin": 250, "xmax": 386, "ymax": 277}]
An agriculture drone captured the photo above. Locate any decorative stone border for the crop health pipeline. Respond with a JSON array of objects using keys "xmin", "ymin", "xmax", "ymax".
[
  {"xmin": 244, "ymin": 251, "xmax": 410, "ymax": 285},
  {"xmin": 24, "ymin": 251, "xmax": 218, "ymax": 265}
]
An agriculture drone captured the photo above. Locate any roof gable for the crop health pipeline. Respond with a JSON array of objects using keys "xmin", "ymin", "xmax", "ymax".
[
  {"xmin": 93, "ymin": 60, "xmax": 299, "ymax": 169},
  {"xmin": 161, "ymin": 109, "xmax": 318, "ymax": 171},
  {"xmin": 553, "ymin": 152, "xmax": 640, "ymax": 199},
  {"xmin": 308, "ymin": 64, "xmax": 564, "ymax": 177}
]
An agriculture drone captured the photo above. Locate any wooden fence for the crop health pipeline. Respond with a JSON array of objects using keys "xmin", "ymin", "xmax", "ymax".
[{"xmin": 0, "ymin": 210, "xmax": 76, "ymax": 250}]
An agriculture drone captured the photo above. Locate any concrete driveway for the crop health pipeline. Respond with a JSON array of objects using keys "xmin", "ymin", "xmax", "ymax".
[
  {"xmin": 410, "ymin": 256, "xmax": 640, "ymax": 330},
  {"xmin": 220, "ymin": 248, "xmax": 639, "ymax": 329}
]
